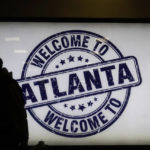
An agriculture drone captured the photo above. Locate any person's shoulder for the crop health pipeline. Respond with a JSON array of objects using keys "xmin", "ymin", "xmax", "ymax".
[
  {"xmin": 0, "ymin": 68, "xmax": 13, "ymax": 83},
  {"xmin": 0, "ymin": 68, "xmax": 10, "ymax": 76}
]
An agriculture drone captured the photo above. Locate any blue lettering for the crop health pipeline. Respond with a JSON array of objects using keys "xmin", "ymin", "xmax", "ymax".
[
  {"xmin": 34, "ymin": 79, "xmax": 49, "ymax": 100},
  {"xmin": 68, "ymin": 73, "xmax": 85, "ymax": 95},
  {"xmin": 99, "ymin": 45, "xmax": 108, "ymax": 56},
  {"xmin": 101, "ymin": 65, "xmax": 115, "ymax": 86},
  {"xmin": 98, "ymin": 112, "xmax": 108, "ymax": 124},
  {"xmin": 22, "ymin": 83, "xmax": 37, "ymax": 104},
  {"xmin": 51, "ymin": 77, "xmax": 67, "ymax": 97},
  {"xmin": 39, "ymin": 49, "xmax": 50, "ymax": 60},
  {"xmin": 55, "ymin": 117, "xmax": 64, "ymax": 130},
  {"xmin": 61, "ymin": 36, "xmax": 69, "ymax": 48},
  {"xmin": 44, "ymin": 111, "xmax": 58, "ymax": 125},
  {"xmin": 44, "ymin": 45, "xmax": 55, "ymax": 55},
  {"xmin": 80, "ymin": 120, "xmax": 88, "ymax": 132},
  {"xmin": 110, "ymin": 98, "xmax": 121, "ymax": 107},
  {"xmin": 87, "ymin": 116, "xmax": 100, "ymax": 130},
  {"xmin": 52, "ymin": 39, "xmax": 61, "ymax": 51},
  {"xmin": 71, "ymin": 120, "xmax": 78, "ymax": 133},
  {"xmin": 71, "ymin": 35, "xmax": 81, "ymax": 47},
  {"xmin": 82, "ymin": 36, "xmax": 90, "ymax": 48},
  {"xmin": 63, "ymin": 119, "xmax": 69, "ymax": 132},
  {"xmin": 84, "ymin": 69, "xmax": 102, "ymax": 91},
  {"xmin": 119, "ymin": 63, "xmax": 134, "ymax": 84},
  {"xmin": 31, "ymin": 55, "xmax": 45, "ymax": 68}
]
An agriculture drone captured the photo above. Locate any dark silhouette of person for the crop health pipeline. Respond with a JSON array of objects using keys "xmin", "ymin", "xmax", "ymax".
[{"xmin": 0, "ymin": 58, "xmax": 29, "ymax": 150}]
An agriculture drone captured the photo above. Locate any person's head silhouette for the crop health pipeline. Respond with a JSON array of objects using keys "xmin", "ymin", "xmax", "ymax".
[{"xmin": 0, "ymin": 58, "xmax": 3, "ymax": 69}]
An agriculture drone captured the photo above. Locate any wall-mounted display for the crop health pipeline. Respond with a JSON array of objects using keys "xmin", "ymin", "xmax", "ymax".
[{"xmin": 0, "ymin": 22, "xmax": 149, "ymax": 145}]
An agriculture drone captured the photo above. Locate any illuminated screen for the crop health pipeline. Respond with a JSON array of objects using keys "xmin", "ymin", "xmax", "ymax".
[{"xmin": 0, "ymin": 22, "xmax": 149, "ymax": 145}]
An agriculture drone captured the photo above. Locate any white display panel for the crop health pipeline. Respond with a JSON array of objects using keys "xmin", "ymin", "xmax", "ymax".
[{"xmin": 0, "ymin": 22, "xmax": 149, "ymax": 145}]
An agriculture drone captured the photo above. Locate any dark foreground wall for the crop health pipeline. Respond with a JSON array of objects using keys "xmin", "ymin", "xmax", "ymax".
[{"xmin": 0, "ymin": 0, "xmax": 150, "ymax": 20}]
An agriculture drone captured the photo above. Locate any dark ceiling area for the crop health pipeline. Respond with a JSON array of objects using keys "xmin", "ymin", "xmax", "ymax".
[{"xmin": 0, "ymin": 0, "xmax": 150, "ymax": 21}]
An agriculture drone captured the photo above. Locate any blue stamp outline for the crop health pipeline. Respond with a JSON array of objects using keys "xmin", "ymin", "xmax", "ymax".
[{"xmin": 20, "ymin": 30, "xmax": 141, "ymax": 137}]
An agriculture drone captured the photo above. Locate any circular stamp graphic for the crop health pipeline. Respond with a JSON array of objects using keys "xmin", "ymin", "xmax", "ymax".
[{"xmin": 18, "ymin": 30, "xmax": 141, "ymax": 137}]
